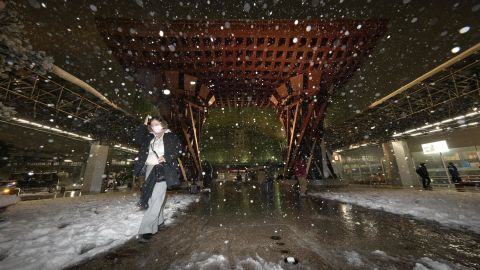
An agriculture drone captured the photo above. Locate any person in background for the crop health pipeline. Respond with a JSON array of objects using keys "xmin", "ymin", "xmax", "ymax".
[
  {"xmin": 415, "ymin": 162, "xmax": 432, "ymax": 190},
  {"xmin": 447, "ymin": 162, "xmax": 462, "ymax": 183},
  {"xmin": 133, "ymin": 115, "xmax": 182, "ymax": 243},
  {"xmin": 264, "ymin": 160, "xmax": 275, "ymax": 193},
  {"xmin": 202, "ymin": 160, "xmax": 213, "ymax": 193},
  {"xmin": 294, "ymin": 156, "xmax": 308, "ymax": 197},
  {"xmin": 235, "ymin": 170, "xmax": 242, "ymax": 192},
  {"xmin": 236, "ymin": 171, "xmax": 242, "ymax": 182}
]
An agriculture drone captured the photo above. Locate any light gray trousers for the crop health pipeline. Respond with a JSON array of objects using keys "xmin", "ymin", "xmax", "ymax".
[{"xmin": 138, "ymin": 165, "xmax": 167, "ymax": 235}]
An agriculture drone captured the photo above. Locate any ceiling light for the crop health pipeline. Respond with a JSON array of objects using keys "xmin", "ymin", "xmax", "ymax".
[{"xmin": 162, "ymin": 89, "xmax": 171, "ymax": 95}]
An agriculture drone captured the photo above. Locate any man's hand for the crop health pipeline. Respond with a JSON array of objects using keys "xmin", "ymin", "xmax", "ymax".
[
  {"xmin": 158, "ymin": 155, "xmax": 166, "ymax": 163},
  {"xmin": 144, "ymin": 115, "xmax": 151, "ymax": 126}
]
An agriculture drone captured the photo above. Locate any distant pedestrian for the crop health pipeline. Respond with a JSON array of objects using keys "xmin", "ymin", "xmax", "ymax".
[
  {"xmin": 415, "ymin": 162, "xmax": 432, "ymax": 190},
  {"xmin": 447, "ymin": 162, "xmax": 462, "ymax": 183},
  {"xmin": 236, "ymin": 171, "xmax": 242, "ymax": 182},
  {"xmin": 263, "ymin": 160, "xmax": 275, "ymax": 193},
  {"xmin": 294, "ymin": 156, "xmax": 308, "ymax": 196},
  {"xmin": 202, "ymin": 160, "xmax": 213, "ymax": 192}
]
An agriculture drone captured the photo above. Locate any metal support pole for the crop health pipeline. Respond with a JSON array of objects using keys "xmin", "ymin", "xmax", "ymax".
[{"xmin": 439, "ymin": 152, "xmax": 450, "ymax": 187}]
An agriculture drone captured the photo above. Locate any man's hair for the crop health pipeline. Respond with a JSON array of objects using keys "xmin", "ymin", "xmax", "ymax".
[{"xmin": 148, "ymin": 115, "xmax": 168, "ymax": 128}]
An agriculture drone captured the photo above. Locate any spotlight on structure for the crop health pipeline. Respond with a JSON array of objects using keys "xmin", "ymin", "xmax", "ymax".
[{"xmin": 162, "ymin": 89, "xmax": 171, "ymax": 95}]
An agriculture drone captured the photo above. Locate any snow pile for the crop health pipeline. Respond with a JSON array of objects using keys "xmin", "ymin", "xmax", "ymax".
[
  {"xmin": 0, "ymin": 195, "xmax": 19, "ymax": 208},
  {"xmin": 310, "ymin": 189, "xmax": 480, "ymax": 234},
  {"xmin": 344, "ymin": 251, "xmax": 364, "ymax": 267},
  {"xmin": 0, "ymin": 192, "xmax": 196, "ymax": 269},
  {"xmin": 170, "ymin": 252, "xmax": 286, "ymax": 270},
  {"xmin": 236, "ymin": 254, "xmax": 284, "ymax": 270},
  {"xmin": 413, "ymin": 257, "xmax": 466, "ymax": 270},
  {"xmin": 345, "ymin": 250, "xmax": 467, "ymax": 270},
  {"xmin": 170, "ymin": 253, "xmax": 230, "ymax": 270}
]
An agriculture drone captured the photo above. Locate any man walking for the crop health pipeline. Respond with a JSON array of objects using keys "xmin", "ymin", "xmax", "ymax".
[
  {"xmin": 447, "ymin": 162, "xmax": 462, "ymax": 183},
  {"xmin": 416, "ymin": 163, "xmax": 432, "ymax": 190}
]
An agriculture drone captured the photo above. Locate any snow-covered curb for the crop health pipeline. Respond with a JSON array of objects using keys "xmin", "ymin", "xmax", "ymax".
[
  {"xmin": 0, "ymin": 192, "xmax": 197, "ymax": 269},
  {"xmin": 0, "ymin": 195, "xmax": 20, "ymax": 208},
  {"xmin": 310, "ymin": 189, "xmax": 480, "ymax": 235}
]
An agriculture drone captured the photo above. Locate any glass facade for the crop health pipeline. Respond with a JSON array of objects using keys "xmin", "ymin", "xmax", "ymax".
[
  {"xmin": 335, "ymin": 145, "xmax": 388, "ymax": 185},
  {"xmin": 412, "ymin": 145, "xmax": 480, "ymax": 184},
  {"xmin": 336, "ymin": 139, "xmax": 480, "ymax": 186}
]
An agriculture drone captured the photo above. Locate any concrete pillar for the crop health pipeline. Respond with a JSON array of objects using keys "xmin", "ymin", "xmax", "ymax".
[
  {"xmin": 382, "ymin": 142, "xmax": 399, "ymax": 184},
  {"xmin": 82, "ymin": 143, "xmax": 109, "ymax": 193},
  {"xmin": 386, "ymin": 140, "xmax": 419, "ymax": 187}
]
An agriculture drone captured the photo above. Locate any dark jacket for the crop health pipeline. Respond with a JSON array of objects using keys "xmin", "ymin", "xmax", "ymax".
[
  {"xmin": 416, "ymin": 165, "xmax": 429, "ymax": 178},
  {"xmin": 448, "ymin": 164, "xmax": 459, "ymax": 178},
  {"xmin": 293, "ymin": 159, "xmax": 307, "ymax": 177},
  {"xmin": 202, "ymin": 161, "xmax": 213, "ymax": 180},
  {"xmin": 133, "ymin": 125, "xmax": 182, "ymax": 183},
  {"xmin": 138, "ymin": 164, "xmax": 166, "ymax": 209}
]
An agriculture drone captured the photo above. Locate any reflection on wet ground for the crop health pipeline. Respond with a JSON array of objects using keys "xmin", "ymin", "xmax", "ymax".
[
  {"xmin": 19, "ymin": 190, "xmax": 83, "ymax": 201},
  {"xmin": 71, "ymin": 181, "xmax": 480, "ymax": 269}
]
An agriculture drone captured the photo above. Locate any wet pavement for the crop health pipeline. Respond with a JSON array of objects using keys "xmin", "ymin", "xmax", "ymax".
[{"xmin": 70, "ymin": 181, "xmax": 480, "ymax": 269}]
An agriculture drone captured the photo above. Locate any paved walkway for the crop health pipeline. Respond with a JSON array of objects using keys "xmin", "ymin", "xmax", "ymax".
[{"xmin": 70, "ymin": 182, "xmax": 480, "ymax": 270}]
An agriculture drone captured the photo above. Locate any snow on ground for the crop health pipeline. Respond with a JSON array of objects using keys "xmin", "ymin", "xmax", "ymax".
[
  {"xmin": 344, "ymin": 251, "xmax": 364, "ymax": 267},
  {"xmin": 344, "ymin": 249, "xmax": 468, "ymax": 270},
  {"xmin": 170, "ymin": 252, "xmax": 288, "ymax": 270},
  {"xmin": 0, "ymin": 192, "xmax": 197, "ymax": 270},
  {"xmin": 310, "ymin": 188, "xmax": 480, "ymax": 234},
  {"xmin": 0, "ymin": 195, "xmax": 19, "ymax": 208},
  {"xmin": 413, "ymin": 257, "xmax": 466, "ymax": 270}
]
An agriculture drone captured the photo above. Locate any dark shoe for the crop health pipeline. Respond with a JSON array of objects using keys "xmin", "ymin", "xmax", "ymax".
[
  {"xmin": 138, "ymin": 233, "xmax": 152, "ymax": 243},
  {"xmin": 158, "ymin": 222, "xmax": 166, "ymax": 230}
]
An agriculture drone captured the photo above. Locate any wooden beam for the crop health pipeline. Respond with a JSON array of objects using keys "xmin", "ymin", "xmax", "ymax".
[
  {"xmin": 177, "ymin": 157, "xmax": 188, "ymax": 182},
  {"xmin": 287, "ymin": 102, "xmax": 315, "ymax": 170},
  {"xmin": 179, "ymin": 118, "xmax": 201, "ymax": 174},
  {"xmin": 305, "ymin": 137, "xmax": 318, "ymax": 177},
  {"xmin": 288, "ymin": 101, "xmax": 327, "ymax": 170},
  {"xmin": 186, "ymin": 100, "xmax": 204, "ymax": 110},
  {"xmin": 285, "ymin": 102, "xmax": 300, "ymax": 175},
  {"xmin": 188, "ymin": 104, "xmax": 201, "ymax": 167},
  {"xmin": 199, "ymin": 84, "xmax": 210, "ymax": 100}
]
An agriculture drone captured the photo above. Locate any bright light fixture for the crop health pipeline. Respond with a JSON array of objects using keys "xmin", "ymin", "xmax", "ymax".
[
  {"xmin": 162, "ymin": 89, "xmax": 171, "ymax": 95},
  {"xmin": 11, "ymin": 118, "xmax": 93, "ymax": 141},
  {"xmin": 422, "ymin": 140, "xmax": 448, "ymax": 154},
  {"xmin": 114, "ymin": 144, "xmax": 138, "ymax": 154}
]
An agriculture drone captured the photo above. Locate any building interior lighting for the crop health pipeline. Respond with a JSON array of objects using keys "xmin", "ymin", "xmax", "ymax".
[
  {"xmin": 391, "ymin": 110, "xmax": 480, "ymax": 138},
  {"xmin": 11, "ymin": 117, "xmax": 94, "ymax": 141},
  {"xmin": 114, "ymin": 144, "xmax": 138, "ymax": 153}
]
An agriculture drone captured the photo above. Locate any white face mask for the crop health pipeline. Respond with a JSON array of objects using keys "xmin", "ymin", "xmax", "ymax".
[{"xmin": 151, "ymin": 125, "xmax": 164, "ymax": 134}]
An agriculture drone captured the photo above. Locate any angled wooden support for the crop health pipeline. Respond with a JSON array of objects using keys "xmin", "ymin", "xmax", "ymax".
[
  {"xmin": 287, "ymin": 100, "xmax": 324, "ymax": 172},
  {"xmin": 305, "ymin": 137, "xmax": 318, "ymax": 177},
  {"xmin": 284, "ymin": 102, "xmax": 300, "ymax": 176},
  {"xmin": 188, "ymin": 103, "xmax": 201, "ymax": 160},
  {"xmin": 179, "ymin": 118, "xmax": 201, "ymax": 176}
]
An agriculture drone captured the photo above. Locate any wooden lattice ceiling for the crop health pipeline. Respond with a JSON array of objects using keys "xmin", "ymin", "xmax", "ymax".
[{"xmin": 96, "ymin": 19, "xmax": 386, "ymax": 106}]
